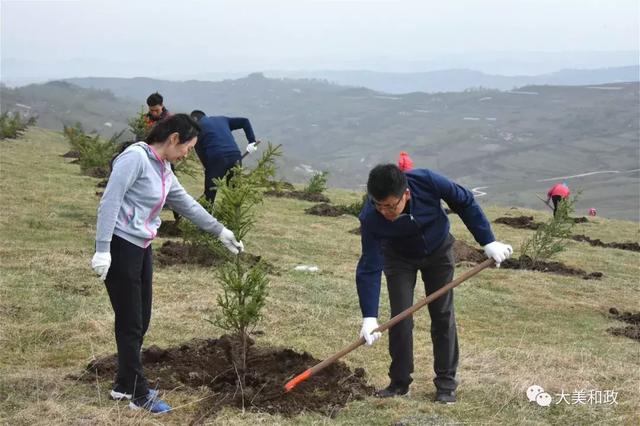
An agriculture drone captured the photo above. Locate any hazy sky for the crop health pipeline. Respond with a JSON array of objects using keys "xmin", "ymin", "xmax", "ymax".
[{"xmin": 1, "ymin": 0, "xmax": 639, "ymax": 80}]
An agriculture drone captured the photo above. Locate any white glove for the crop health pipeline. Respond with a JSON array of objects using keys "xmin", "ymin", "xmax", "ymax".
[
  {"xmin": 218, "ymin": 228, "xmax": 245, "ymax": 255},
  {"xmin": 245, "ymin": 142, "xmax": 258, "ymax": 154},
  {"xmin": 360, "ymin": 317, "xmax": 382, "ymax": 346},
  {"xmin": 91, "ymin": 252, "xmax": 111, "ymax": 280},
  {"xmin": 483, "ymin": 241, "xmax": 513, "ymax": 267}
]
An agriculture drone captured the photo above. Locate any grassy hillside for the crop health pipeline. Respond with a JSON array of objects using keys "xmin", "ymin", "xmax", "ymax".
[{"xmin": 1, "ymin": 128, "xmax": 638, "ymax": 424}]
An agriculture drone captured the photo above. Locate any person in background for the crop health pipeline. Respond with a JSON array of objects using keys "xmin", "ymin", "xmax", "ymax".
[
  {"xmin": 91, "ymin": 114, "xmax": 244, "ymax": 414},
  {"xmin": 189, "ymin": 110, "xmax": 260, "ymax": 204},
  {"xmin": 546, "ymin": 182, "xmax": 570, "ymax": 216},
  {"xmin": 144, "ymin": 92, "xmax": 171, "ymax": 129},
  {"xmin": 355, "ymin": 164, "xmax": 512, "ymax": 404},
  {"xmin": 397, "ymin": 151, "xmax": 414, "ymax": 172}
]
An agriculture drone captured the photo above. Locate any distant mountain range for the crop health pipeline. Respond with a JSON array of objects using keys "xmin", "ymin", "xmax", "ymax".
[
  {"xmin": 2, "ymin": 75, "xmax": 638, "ymax": 220},
  {"xmin": 262, "ymin": 66, "xmax": 639, "ymax": 94}
]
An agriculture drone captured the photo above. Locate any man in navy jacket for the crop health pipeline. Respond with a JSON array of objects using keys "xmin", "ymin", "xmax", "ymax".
[
  {"xmin": 356, "ymin": 164, "xmax": 512, "ymax": 404},
  {"xmin": 190, "ymin": 110, "xmax": 260, "ymax": 203}
]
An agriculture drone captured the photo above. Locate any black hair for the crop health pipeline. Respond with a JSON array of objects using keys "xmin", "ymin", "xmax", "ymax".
[
  {"xmin": 146, "ymin": 92, "xmax": 164, "ymax": 107},
  {"xmin": 146, "ymin": 113, "xmax": 200, "ymax": 145},
  {"xmin": 190, "ymin": 110, "xmax": 206, "ymax": 121},
  {"xmin": 367, "ymin": 164, "xmax": 408, "ymax": 201}
]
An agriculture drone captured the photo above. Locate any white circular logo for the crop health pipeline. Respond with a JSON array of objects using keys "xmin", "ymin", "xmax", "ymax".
[
  {"xmin": 527, "ymin": 385, "xmax": 545, "ymax": 402},
  {"xmin": 536, "ymin": 392, "xmax": 553, "ymax": 407}
]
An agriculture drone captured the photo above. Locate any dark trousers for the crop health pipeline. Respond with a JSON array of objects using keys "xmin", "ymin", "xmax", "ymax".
[
  {"xmin": 382, "ymin": 234, "xmax": 458, "ymax": 391},
  {"xmin": 105, "ymin": 235, "xmax": 153, "ymax": 398},
  {"xmin": 203, "ymin": 152, "xmax": 241, "ymax": 204},
  {"xmin": 551, "ymin": 195, "xmax": 562, "ymax": 216}
]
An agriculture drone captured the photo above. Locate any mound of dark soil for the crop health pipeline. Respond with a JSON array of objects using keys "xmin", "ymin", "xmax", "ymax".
[
  {"xmin": 264, "ymin": 190, "xmax": 330, "ymax": 203},
  {"xmin": 349, "ymin": 227, "xmax": 361, "ymax": 235},
  {"xmin": 61, "ymin": 150, "xmax": 80, "ymax": 158},
  {"xmin": 495, "ymin": 215, "xmax": 589, "ymax": 230},
  {"xmin": 96, "ymin": 179, "xmax": 108, "ymax": 188},
  {"xmin": 157, "ymin": 220, "xmax": 182, "ymax": 237},
  {"xmin": 571, "ymin": 235, "xmax": 640, "ymax": 252},
  {"xmin": 501, "ymin": 256, "xmax": 603, "ymax": 280},
  {"xmin": 156, "ymin": 240, "xmax": 276, "ymax": 274},
  {"xmin": 95, "ymin": 191, "xmax": 103, "ymax": 197},
  {"xmin": 305, "ymin": 203, "xmax": 348, "ymax": 217},
  {"xmin": 607, "ymin": 308, "xmax": 640, "ymax": 342},
  {"xmin": 451, "ymin": 240, "xmax": 603, "ymax": 279},
  {"xmin": 85, "ymin": 167, "xmax": 110, "ymax": 178},
  {"xmin": 267, "ymin": 180, "xmax": 296, "ymax": 191},
  {"xmin": 494, "ymin": 216, "xmax": 541, "ymax": 230},
  {"xmin": 80, "ymin": 335, "xmax": 374, "ymax": 418},
  {"xmin": 452, "ymin": 240, "xmax": 486, "ymax": 264}
]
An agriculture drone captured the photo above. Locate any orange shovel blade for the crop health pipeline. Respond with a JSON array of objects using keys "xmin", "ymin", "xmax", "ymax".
[{"xmin": 284, "ymin": 368, "xmax": 312, "ymax": 393}]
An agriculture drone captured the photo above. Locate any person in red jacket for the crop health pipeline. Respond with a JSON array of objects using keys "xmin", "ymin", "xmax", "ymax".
[
  {"xmin": 397, "ymin": 151, "xmax": 414, "ymax": 172},
  {"xmin": 546, "ymin": 182, "xmax": 570, "ymax": 216}
]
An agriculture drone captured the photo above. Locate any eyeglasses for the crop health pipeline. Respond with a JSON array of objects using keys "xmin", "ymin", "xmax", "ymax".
[{"xmin": 371, "ymin": 191, "xmax": 406, "ymax": 212}]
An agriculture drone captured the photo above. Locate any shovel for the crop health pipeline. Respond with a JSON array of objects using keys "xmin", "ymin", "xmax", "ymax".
[
  {"xmin": 284, "ymin": 258, "xmax": 495, "ymax": 392},
  {"xmin": 535, "ymin": 194, "xmax": 554, "ymax": 212}
]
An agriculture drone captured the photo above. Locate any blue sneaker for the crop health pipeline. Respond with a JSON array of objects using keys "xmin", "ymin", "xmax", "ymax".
[
  {"xmin": 110, "ymin": 386, "xmax": 159, "ymax": 401},
  {"xmin": 129, "ymin": 394, "xmax": 171, "ymax": 414}
]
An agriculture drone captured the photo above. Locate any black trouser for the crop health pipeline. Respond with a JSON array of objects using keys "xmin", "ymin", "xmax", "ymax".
[
  {"xmin": 105, "ymin": 235, "xmax": 153, "ymax": 398},
  {"xmin": 382, "ymin": 234, "xmax": 458, "ymax": 391},
  {"xmin": 203, "ymin": 152, "xmax": 241, "ymax": 204},
  {"xmin": 551, "ymin": 195, "xmax": 562, "ymax": 216}
]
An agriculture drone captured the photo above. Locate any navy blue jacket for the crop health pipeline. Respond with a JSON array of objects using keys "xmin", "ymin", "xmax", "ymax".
[
  {"xmin": 356, "ymin": 169, "xmax": 495, "ymax": 317},
  {"xmin": 194, "ymin": 116, "xmax": 256, "ymax": 162}
]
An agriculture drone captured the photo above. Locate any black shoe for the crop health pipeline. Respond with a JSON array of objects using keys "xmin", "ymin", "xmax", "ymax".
[
  {"xmin": 375, "ymin": 382, "xmax": 410, "ymax": 398},
  {"xmin": 435, "ymin": 389, "xmax": 456, "ymax": 404}
]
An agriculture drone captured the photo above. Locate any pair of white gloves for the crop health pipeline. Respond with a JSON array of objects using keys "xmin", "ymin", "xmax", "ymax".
[
  {"xmin": 91, "ymin": 228, "xmax": 243, "ymax": 280},
  {"xmin": 360, "ymin": 240, "xmax": 513, "ymax": 346}
]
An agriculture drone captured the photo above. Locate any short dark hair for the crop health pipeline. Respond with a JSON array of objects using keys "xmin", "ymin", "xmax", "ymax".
[
  {"xmin": 190, "ymin": 110, "xmax": 206, "ymax": 121},
  {"xmin": 146, "ymin": 92, "xmax": 164, "ymax": 107},
  {"xmin": 367, "ymin": 164, "xmax": 407, "ymax": 201},
  {"xmin": 146, "ymin": 113, "xmax": 200, "ymax": 145}
]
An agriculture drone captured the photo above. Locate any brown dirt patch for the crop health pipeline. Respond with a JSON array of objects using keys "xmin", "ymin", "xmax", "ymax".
[
  {"xmin": 349, "ymin": 227, "xmax": 361, "ymax": 235},
  {"xmin": 61, "ymin": 150, "xmax": 80, "ymax": 158},
  {"xmin": 494, "ymin": 216, "xmax": 542, "ymax": 230},
  {"xmin": 95, "ymin": 191, "xmax": 103, "ymax": 197},
  {"xmin": 607, "ymin": 307, "xmax": 640, "ymax": 342},
  {"xmin": 96, "ymin": 179, "xmax": 108, "ymax": 188},
  {"xmin": 501, "ymin": 256, "xmax": 603, "ymax": 280},
  {"xmin": 156, "ymin": 240, "xmax": 277, "ymax": 274},
  {"xmin": 264, "ymin": 190, "xmax": 330, "ymax": 203},
  {"xmin": 495, "ymin": 215, "xmax": 589, "ymax": 230},
  {"xmin": 451, "ymin": 240, "xmax": 603, "ymax": 279},
  {"xmin": 79, "ymin": 335, "xmax": 374, "ymax": 418},
  {"xmin": 157, "ymin": 220, "xmax": 183, "ymax": 237},
  {"xmin": 571, "ymin": 235, "xmax": 640, "ymax": 252},
  {"xmin": 452, "ymin": 240, "xmax": 486, "ymax": 264},
  {"xmin": 84, "ymin": 167, "xmax": 110, "ymax": 178},
  {"xmin": 305, "ymin": 203, "xmax": 348, "ymax": 217}
]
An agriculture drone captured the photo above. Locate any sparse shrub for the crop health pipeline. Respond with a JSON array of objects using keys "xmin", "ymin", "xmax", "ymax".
[
  {"xmin": 0, "ymin": 112, "xmax": 36, "ymax": 139},
  {"xmin": 340, "ymin": 193, "xmax": 367, "ymax": 217},
  {"xmin": 519, "ymin": 196, "xmax": 576, "ymax": 265},
  {"xmin": 63, "ymin": 123, "xmax": 124, "ymax": 176},
  {"xmin": 304, "ymin": 171, "xmax": 328, "ymax": 194},
  {"xmin": 127, "ymin": 106, "xmax": 149, "ymax": 141}
]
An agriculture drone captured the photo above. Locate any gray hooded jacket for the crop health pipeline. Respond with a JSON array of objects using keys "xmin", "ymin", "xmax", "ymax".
[{"xmin": 95, "ymin": 142, "xmax": 223, "ymax": 252}]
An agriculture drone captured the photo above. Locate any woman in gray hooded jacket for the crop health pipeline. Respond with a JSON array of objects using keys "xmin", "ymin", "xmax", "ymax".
[{"xmin": 91, "ymin": 114, "xmax": 243, "ymax": 413}]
